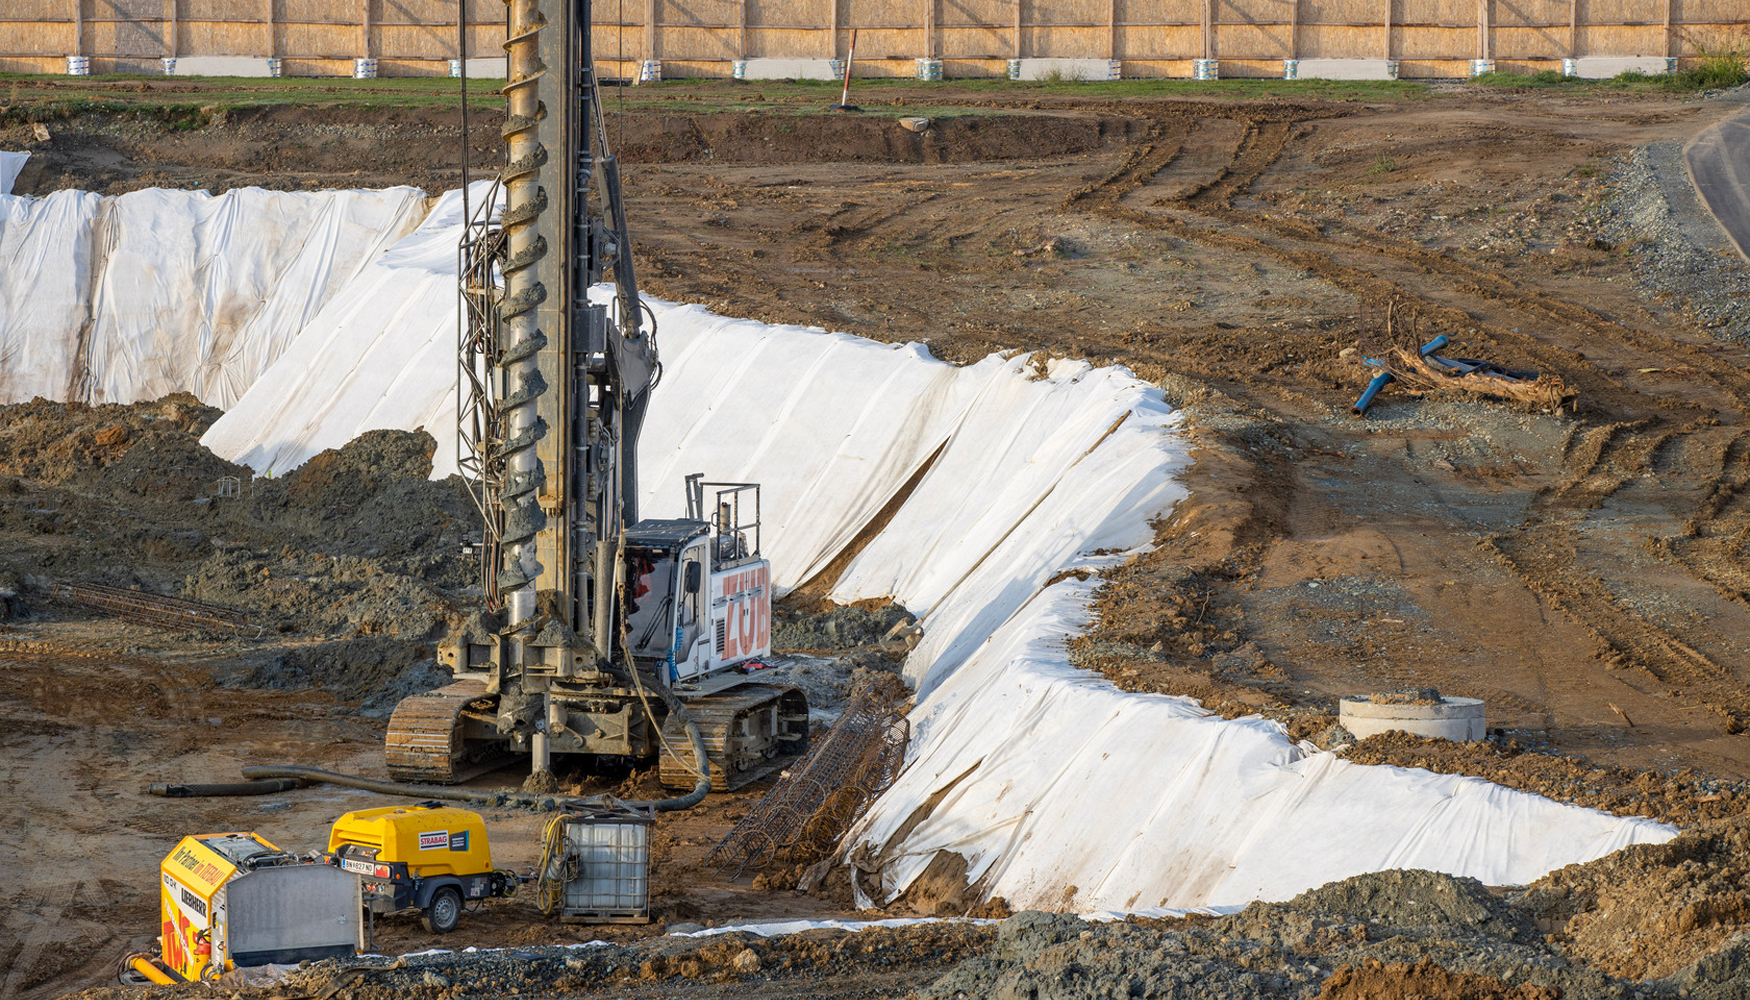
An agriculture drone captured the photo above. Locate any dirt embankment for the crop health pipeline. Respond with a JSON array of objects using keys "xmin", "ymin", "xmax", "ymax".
[
  {"xmin": 1343, "ymin": 730, "xmax": 1750, "ymax": 827},
  {"xmin": 1518, "ymin": 815, "xmax": 1750, "ymax": 981},
  {"xmin": 2, "ymin": 104, "xmax": 1145, "ymax": 196},
  {"xmin": 0, "ymin": 396, "xmax": 477, "ymax": 703}
]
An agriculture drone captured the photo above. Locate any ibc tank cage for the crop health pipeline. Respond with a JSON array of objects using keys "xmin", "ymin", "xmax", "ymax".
[{"xmin": 540, "ymin": 805, "xmax": 653, "ymax": 924}]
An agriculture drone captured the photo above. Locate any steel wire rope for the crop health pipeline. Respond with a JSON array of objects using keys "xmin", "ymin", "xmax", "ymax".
[{"xmin": 459, "ymin": 0, "xmax": 469, "ymax": 224}]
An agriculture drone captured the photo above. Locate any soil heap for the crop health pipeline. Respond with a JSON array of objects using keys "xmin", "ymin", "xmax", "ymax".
[{"xmin": 0, "ymin": 395, "xmax": 476, "ymax": 705}]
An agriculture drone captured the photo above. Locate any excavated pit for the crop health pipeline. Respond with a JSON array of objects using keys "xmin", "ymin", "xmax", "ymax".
[{"xmin": 9, "ymin": 84, "xmax": 1750, "ymax": 999}]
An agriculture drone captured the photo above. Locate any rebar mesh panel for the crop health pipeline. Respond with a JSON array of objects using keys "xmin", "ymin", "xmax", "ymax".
[
  {"xmin": 707, "ymin": 684, "xmax": 910, "ymax": 879},
  {"xmin": 48, "ymin": 581, "xmax": 259, "ymax": 637}
]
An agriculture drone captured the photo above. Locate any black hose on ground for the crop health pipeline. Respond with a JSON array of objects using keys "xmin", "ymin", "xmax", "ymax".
[
  {"xmin": 229, "ymin": 707, "xmax": 712, "ymax": 813},
  {"xmin": 147, "ymin": 779, "xmax": 304, "ymax": 797},
  {"xmin": 238, "ymin": 765, "xmax": 554, "ymax": 808},
  {"xmin": 636, "ymin": 699, "xmax": 713, "ymax": 812}
]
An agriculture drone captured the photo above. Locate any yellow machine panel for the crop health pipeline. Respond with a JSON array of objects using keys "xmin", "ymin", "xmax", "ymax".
[
  {"xmin": 155, "ymin": 832, "xmax": 360, "ymax": 983},
  {"xmin": 328, "ymin": 805, "xmax": 493, "ymax": 877},
  {"xmin": 158, "ymin": 833, "xmax": 275, "ymax": 981}
]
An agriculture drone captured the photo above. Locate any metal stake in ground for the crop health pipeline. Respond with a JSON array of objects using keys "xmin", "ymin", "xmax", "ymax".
[{"xmin": 829, "ymin": 29, "xmax": 860, "ymax": 112}]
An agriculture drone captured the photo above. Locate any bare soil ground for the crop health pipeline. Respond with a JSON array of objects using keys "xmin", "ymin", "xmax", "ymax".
[{"xmin": 5, "ymin": 78, "xmax": 1750, "ymax": 998}]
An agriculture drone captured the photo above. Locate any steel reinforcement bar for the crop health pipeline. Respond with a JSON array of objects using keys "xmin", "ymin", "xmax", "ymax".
[
  {"xmin": 47, "ymin": 581, "xmax": 261, "ymax": 637},
  {"xmin": 706, "ymin": 684, "xmax": 909, "ymax": 879}
]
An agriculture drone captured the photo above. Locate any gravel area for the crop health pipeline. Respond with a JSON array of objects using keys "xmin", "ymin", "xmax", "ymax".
[{"xmin": 1596, "ymin": 136, "xmax": 1750, "ymax": 343}]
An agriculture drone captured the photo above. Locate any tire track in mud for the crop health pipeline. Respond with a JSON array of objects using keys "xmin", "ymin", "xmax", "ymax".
[
  {"xmin": 1484, "ymin": 418, "xmax": 1750, "ymax": 733},
  {"xmin": 1072, "ymin": 107, "xmax": 1750, "ymax": 734},
  {"xmin": 1658, "ymin": 430, "xmax": 1750, "ymax": 607}
]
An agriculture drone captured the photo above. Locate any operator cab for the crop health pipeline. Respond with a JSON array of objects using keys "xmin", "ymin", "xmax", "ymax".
[{"xmin": 625, "ymin": 476, "xmax": 771, "ymax": 686}]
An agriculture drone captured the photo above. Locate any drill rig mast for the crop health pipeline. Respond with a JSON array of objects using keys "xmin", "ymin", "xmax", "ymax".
[{"xmin": 385, "ymin": 0, "xmax": 807, "ymax": 793}]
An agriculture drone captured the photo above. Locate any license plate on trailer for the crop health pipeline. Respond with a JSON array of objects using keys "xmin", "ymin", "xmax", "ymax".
[{"xmin": 342, "ymin": 858, "xmax": 374, "ymax": 875}]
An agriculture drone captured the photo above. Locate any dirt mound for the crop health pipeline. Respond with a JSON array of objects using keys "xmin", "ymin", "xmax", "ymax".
[
  {"xmin": 772, "ymin": 602, "xmax": 914, "ymax": 651},
  {"xmin": 765, "ymin": 648, "xmax": 907, "ymax": 714},
  {"xmin": 925, "ymin": 868, "xmax": 1641, "ymax": 999},
  {"xmin": 1315, "ymin": 958, "xmax": 1559, "ymax": 1000},
  {"xmin": 11, "ymin": 102, "xmax": 1144, "ymax": 198},
  {"xmin": 1288, "ymin": 869, "xmax": 1537, "ymax": 944},
  {"xmin": 88, "ymin": 428, "xmax": 247, "ymax": 502},
  {"xmin": 181, "ymin": 545, "xmax": 454, "ymax": 639},
  {"xmin": 270, "ymin": 427, "xmax": 436, "ymax": 507},
  {"xmin": 1662, "ymin": 934, "xmax": 1750, "ymax": 999},
  {"xmin": 0, "ymin": 393, "xmax": 229, "ymax": 487},
  {"xmin": 65, "ymin": 920, "xmax": 997, "ymax": 1000},
  {"xmin": 1342, "ymin": 730, "xmax": 1750, "ymax": 826},
  {"xmin": 238, "ymin": 637, "xmax": 448, "ymax": 714},
  {"xmin": 0, "ymin": 404, "xmax": 472, "ymax": 648},
  {"xmin": 1515, "ymin": 815, "xmax": 1750, "ymax": 980},
  {"xmin": 241, "ymin": 429, "xmax": 478, "ymax": 588},
  {"xmin": 617, "ymin": 112, "xmax": 1148, "ymax": 166}
]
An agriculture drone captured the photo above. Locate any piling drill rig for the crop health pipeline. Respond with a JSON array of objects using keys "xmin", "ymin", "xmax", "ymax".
[{"xmin": 384, "ymin": 0, "xmax": 807, "ymax": 794}]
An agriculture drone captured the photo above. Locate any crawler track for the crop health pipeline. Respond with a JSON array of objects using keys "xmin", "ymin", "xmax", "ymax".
[
  {"xmin": 384, "ymin": 679, "xmax": 510, "ymax": 784},
  {"xmin": 659, "ymin": 683, "xmax": 809, "ymax": 792}
]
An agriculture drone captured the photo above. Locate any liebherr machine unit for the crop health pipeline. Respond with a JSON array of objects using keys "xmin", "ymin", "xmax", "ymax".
[{"xmin": 384, "ymin": 0, "xmax": 807, "ymax": 794}]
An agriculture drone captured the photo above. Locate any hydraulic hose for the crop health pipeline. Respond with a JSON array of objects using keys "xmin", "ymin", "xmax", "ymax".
[
  {"xmin": 633, "ymin": 700, "xmax": 712, "ymax": 812},
  {"xmin": 148, "ymin": 779, "xmax": 303, "ymax": 798},
  {"xmin": 239, "ymin": 765, "xmax": 570, "ymax": 809}
]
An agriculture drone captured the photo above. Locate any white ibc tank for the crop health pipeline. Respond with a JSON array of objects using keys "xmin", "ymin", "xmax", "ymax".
[{"xmin": 1339, "ymin": 690, "xmax": 1486, "ymax": 742}]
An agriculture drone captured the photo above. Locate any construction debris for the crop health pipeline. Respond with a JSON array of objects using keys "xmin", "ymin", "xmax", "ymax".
[
  {"xmin": 47, "ymin": 580, "xmax": 261, "ymax": 636},
  {"xmin": 1352, "ymin": 334, "xmax": 1575, "ymax": 416},
  {"xmin": 1387, "ymin": 347, "xmax": 1577, "ymax": 411}
]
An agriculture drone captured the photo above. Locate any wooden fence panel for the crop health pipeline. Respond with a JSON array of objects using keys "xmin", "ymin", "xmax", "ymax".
[
  {"xmin": 941, "ymin": 0, "xmax": 1012, "ymax": 59},
  {"xmin": 0, "ymin": 0, "xmax": 1737, "ymax": 76},
  {"xmin": 0, "ymin": 0, "xmax": 73, "ymax": 72},
  {"xmin": 746, "ymin": 0, "xmax": 827, "ymax": 59},
  {"xmin": 1670, "ymin": 0, "xmax": 1748, "ymax": 56},
  {"xmin": 1579, "ymin": 0, "xmax": 1669, "ymax": 56},
  {"xmin": 655, "ymin": 0, "xmax": 739, "ymax": 64},
  {"xmin": 1119, "ymin": 0, "xmax": 1201, "ymax": 72},
  {"xmin": 1217, "ymin": 0, "xmax": 1293, "ymax": 65}
]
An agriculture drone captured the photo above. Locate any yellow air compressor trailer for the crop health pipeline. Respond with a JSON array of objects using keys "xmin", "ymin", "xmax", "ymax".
[
  {"xmin": 157, "ymin": 832, "xmax": 360, "ymax": 982},
  {"xmin": 324, "ymin": 804, "xmax": 517, "ymax": 934}
]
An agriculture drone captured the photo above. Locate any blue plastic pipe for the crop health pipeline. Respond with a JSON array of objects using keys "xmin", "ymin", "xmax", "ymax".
[
  {"xmin": 1351, "ymin": 334, "xmax": 1449, "ymax": 417},
  {"xmin": 1352, "ymin": 370, "xmax": 1393, "ymax": 416}
]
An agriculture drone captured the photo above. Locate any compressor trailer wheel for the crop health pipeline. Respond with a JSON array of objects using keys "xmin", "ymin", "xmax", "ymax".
[{"xmin": 423, "ymin": 886, "xmax": 463, "ymax": 935}]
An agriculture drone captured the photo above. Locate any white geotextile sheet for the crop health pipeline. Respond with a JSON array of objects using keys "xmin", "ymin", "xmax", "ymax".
[
  {"xmin": 201, "ymin": 184, "xmax": 488, "ymax": 476},
  {"xmin": 828, "ymin": 357, "xmax": 1186, "ymax": 696},
  {"xmin": 0, "ymin": 184, "xmax": 427, "ymax": 407},
  {"xmin": 634, "ymin": 309, "xmax": 1188, "ymax": 690},
  {"xmin": 632, "ymin": 302, "xmax": 981, "ymax": 590},
  {"xmin": 0, "ymin": 189, "xmax": 102, "ymax": 402},
  {"xmin": 845, "ymin": 579, "xmax": 1676, "ymax": 912},
  {"xmin": 83, "ymin": 186, "xmax": 427, "ymax": 407},
  {"xmin": 0, "ymin": 151, "xmax": 26, "ymax": 195}
]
